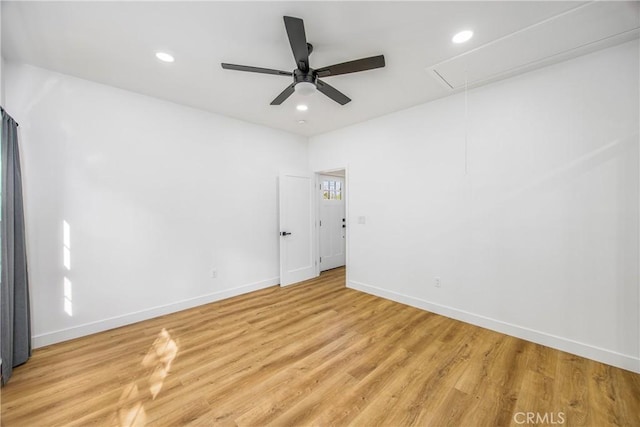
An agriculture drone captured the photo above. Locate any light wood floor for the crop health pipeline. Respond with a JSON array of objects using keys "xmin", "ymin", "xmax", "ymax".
[{"xmin": 1, "ymin": 267, "xmax": 639, "ymax": 426}]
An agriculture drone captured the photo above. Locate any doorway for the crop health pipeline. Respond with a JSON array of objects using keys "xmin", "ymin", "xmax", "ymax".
[{"xmin": 317, "ymin": 170, "xmax": 346, "ymax": 272}]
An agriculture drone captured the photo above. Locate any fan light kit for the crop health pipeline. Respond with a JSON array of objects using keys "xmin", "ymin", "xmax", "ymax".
[
  {"xmin": 155, "ymin": 52, "xmax": 175, "ymax": 62},
  {"xmin": 221, "ymin": 16, "xmax": 386, "ymax": 106},
  {"xmin": 452, "ymin": 30, "xmax": 473, "ymax": 44},
  {"xmin": 296, "ymin": 104, "xmax": 308, "ymax": 112},
  {"xmin": 295, "ymin": 82, "xmax": 316, "ymax": 95}
]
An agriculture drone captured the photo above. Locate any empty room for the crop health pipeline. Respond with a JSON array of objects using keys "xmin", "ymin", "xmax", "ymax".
[{"xmin": 1, "ymin": 1, "xmax": 639, "ymax": 426}]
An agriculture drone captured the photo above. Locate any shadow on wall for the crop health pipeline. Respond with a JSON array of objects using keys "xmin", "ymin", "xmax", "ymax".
[{"xmin": 112, "ymin": 328, "xmax": 179, "ymax": 426}]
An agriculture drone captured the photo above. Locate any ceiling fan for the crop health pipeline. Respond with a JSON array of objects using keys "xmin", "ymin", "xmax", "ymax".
[{"xmin": 221, "ymin": 16, "xmax": 386, "ymax": 106}]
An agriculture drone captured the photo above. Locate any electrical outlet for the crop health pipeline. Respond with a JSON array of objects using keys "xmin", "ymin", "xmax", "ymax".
[
  {"xmin": 434, "ymin": 277, "xmax": 441, "ymax": 288},
  {"xmin": 211, "ymin": 269, "xmax": 218, "ymax": 279}
]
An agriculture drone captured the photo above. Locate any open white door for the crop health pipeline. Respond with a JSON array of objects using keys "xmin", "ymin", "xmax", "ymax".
[{"xmin": 279, "ymin": 172, "xmax": 316, "ymax": 286}]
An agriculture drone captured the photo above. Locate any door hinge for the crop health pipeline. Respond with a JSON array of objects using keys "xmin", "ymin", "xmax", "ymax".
[
  {"xmin": 320, "ymin": 257, "xmax": 322, "ymax": 263},
  {"xmin": 319, "ymin": 220, "xmax": 322, "ymax": 226}
]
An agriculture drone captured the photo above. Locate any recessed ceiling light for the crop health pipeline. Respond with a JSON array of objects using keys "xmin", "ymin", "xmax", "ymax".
[
  {"xmin": 298, "ymin": 120, "xmax": 306, "ymax": 124},
  {"xmin": 296, "ymin": 104, "xmax": 308, "ymax": 112},
  {"xmin": 155, "ymin": 52, "xmax": 175, "ymax": 63},
  {"xmin": 452, "ymin": 30, "xmax": 473, "ymax": 44}
]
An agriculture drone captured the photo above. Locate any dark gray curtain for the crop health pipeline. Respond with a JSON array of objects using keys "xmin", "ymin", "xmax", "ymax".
[{"xmin": 0, "ymin": 107, "xmax": 30, "ymax": 385}]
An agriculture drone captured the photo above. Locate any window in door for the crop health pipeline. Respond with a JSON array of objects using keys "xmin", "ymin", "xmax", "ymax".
[{"xmin": 322, "ymin": 180, "xmax": 342, "ymax": 200}]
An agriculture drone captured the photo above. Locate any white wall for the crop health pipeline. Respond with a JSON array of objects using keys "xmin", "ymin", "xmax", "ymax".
[
  {"xmin": 309, "ymin": 40, "xmax": 640, "ymax": 372},
  {"xmin": 1, "ymin": 2, "xmax": 4, "ymax": 106},
  {"xmin": 5, "ymin": 63, "xmax": 308, "ymax": 347},
  {"xmin": 1, "ymin": 56, "xmax": 5, "ymax": 106},
  {"xmin": 0, "ymin": 56, "xmax": 4, "ymax": 107}
]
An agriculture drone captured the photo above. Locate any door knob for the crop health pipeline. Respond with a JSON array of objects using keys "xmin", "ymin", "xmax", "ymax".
[{"xmin": 280, "ymin": 231, "xmax": 292, "ymax": 236}]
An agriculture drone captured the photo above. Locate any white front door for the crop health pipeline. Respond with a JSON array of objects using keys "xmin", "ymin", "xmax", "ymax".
[
  {"xmin": 319, "ymin": 175, "xmax": 346, "ymax": 271},
  {"xmin": 279, "ymin": 172, "xmax": 316, "ymax": 286}
]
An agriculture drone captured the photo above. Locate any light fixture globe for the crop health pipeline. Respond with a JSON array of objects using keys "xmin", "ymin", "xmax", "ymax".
[{"xmin": 295, "ymin": 82, "xmax": 316, "ymax": 96}]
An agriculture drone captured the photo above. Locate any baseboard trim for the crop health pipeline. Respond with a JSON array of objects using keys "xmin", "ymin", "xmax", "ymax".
[
  {"xmin": 33, "ymin": 277, "xmax": 280, "ymax": 348},
  {"xmin": 349, "ymin": 280, "xmax": 640, "ymax": 374}
]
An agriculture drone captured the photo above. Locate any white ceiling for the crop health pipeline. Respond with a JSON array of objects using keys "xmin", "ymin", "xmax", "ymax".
[{"xmin": 2, "ymin": 1, "xmax": 639, "ymax": 137}]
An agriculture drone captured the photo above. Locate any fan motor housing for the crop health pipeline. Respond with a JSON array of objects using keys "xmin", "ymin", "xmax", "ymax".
[{"xmin": 293, "ymin": 68, "xmax": 317, "ymax": 85}]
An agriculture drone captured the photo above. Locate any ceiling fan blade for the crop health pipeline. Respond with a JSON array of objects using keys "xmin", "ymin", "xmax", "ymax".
[
  {"xmin": 283, "ymin": 16, "xmax": 309, "ymax": 72},
  {"xmin": 221, "ymin": 63, "xmax": 293, "ymax": 76},
  {"xmin": 316, "ymin": 55, "xmax": 386, "ymax": 78},
  {"xmin": 316, "ymin": 80, "xmax": 351, "ymax": 105},
  {"xmin": 271, "ymin": 83, "xmax": 297, "ymax": 105}
]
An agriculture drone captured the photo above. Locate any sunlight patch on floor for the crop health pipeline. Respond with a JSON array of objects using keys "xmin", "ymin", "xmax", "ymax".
[{"xmin": 113, "ymin": 329, "xmax": 179, "ymax": 426}]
